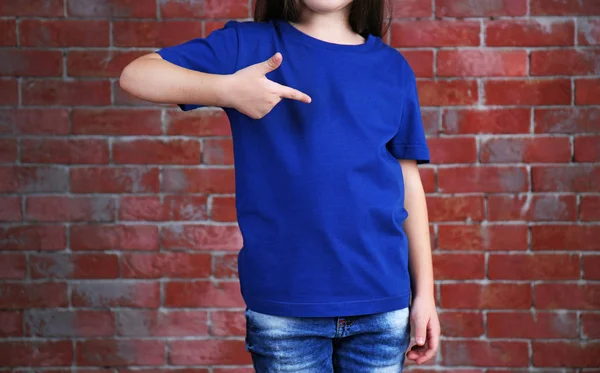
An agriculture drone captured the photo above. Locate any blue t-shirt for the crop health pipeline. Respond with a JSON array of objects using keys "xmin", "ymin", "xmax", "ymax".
[{"xmin": 157, "ymin": 20, "xmax": 430, "ymax": 317}]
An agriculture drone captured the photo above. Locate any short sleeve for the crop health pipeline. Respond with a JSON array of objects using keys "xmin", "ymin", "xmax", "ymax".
[
  {"xmin": 156, "ymin": 21, "xmax": 239, "ymax": 111},
  {"xmin": 387, "ymin": 71, "xmax": 430, "ymax": 164}
]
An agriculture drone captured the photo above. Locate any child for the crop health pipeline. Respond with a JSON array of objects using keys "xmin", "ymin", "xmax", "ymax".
[{"xmin": 120, "ymin": 0, "xmax": 440, "ymax": 370}]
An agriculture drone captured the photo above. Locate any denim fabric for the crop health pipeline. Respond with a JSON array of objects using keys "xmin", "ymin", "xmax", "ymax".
[{"xmin": 245, "ymin": 307, "xmax": 411, "ymax": 372}]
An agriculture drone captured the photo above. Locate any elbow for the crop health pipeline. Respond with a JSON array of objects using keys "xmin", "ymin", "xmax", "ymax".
[{"xmin": 119, "ymin": 62, "xmax": 137, "ymax": 95}]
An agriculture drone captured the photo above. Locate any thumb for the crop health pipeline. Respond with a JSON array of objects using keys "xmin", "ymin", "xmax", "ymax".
[
  {"xmin": 414, "ymin": 318, "xmax": 427, "ymax": 346},
  {"xmin": 258, "ymin": 52, "xmax": 283, "ymax": 74}
]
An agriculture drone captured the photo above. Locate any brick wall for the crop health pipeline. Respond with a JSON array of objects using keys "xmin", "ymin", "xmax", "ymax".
[{"xmin": 0, "ymin": 0, "xmax": 598, "ymax": 370}]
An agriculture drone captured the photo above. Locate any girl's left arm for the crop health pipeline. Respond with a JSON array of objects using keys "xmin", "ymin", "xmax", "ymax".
[{"xmin": 400, "ymin": 159, "xmax": 440, "ymax": 365}]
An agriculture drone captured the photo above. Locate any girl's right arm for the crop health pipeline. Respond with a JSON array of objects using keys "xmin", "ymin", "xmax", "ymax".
[{"xmin": 119, "ymin": 52, "xmax": 311, "ymax": 119}]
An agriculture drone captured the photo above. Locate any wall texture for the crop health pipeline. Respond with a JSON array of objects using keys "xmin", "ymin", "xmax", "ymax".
[{"xmin": 0, "ymin": 0, "xmax": 599, "ymax": 371}]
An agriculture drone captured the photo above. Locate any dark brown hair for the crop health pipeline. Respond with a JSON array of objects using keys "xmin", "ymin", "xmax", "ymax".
[{"xmin": 254, "ymin": 0, "xmax": 390, "ymax": 38}]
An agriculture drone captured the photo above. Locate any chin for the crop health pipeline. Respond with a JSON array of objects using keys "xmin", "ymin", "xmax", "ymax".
[{"xmin": 300, "ymin": 0, "xmax": 353, "ymax": 13}]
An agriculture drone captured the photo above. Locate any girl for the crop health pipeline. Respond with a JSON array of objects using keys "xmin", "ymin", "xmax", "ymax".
[{"xmin": 120, "ymin": 0, "xmax": 440, "ymax": 371}]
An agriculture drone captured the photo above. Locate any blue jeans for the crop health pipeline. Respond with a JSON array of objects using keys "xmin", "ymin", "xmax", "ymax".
[{"xmin": 245, "ymin": 307, "xmax": 411, "ymax": 372}]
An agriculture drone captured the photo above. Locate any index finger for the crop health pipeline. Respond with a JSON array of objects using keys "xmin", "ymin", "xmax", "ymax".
[{"xmin": 277, "ymin": 85, "xmax": 312, "ymax": 104}]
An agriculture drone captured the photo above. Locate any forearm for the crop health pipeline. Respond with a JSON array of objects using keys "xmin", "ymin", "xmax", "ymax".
[
  {"xmin": 119, "ymin": 53, "xmax": 231, "ymax": 107},
  {"xmin": 400, "ymin": 160, "xmax": 434, "ymax": 299}
]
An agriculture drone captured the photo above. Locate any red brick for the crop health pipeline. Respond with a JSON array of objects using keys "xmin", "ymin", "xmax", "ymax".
[
  {"xmin": 419, "ymin": 167, "xmax": 436, "ymax": 193},
  {"xmin": 532, "ymin": 165, "xmax": 600, "ymax": 192},
  {"xmin": 417, "ymin": 80, "xmax": 478, "ymax": 106},
  {"xmin": 443, "ymin": 108, "xmax": 530, "ymax": 134},
  {"xmin": 424, "ymin": 111, "xmax": 442, "ymax": 136},
  {"xmin": 0, "ymin": 139, "xmax": 17, "ymax": 162},
  {"xmin": 391, "ymin": 0, "xmax": 433, "ymax": 17},
  {"xmin": 160, "ymin": 0, "xmax": 248, "ymax": 18},
  {"xmin": 439, "ymin": 166, "xmax": 528, "ymax": 193},
  {"xmin": 26, "ymin": 310, "xmax": 115, "ymax": 337},
  {"xmin": 443, "ymin": 340, "xmax": 529, "ymax": 366},
  {"xmin": 0, "ymin": 311, "xmax": 22, "ymax": 337},
  {"xmin": 438, "ymin": 311, "xmax": 484, "ymax": 337},
  {"xmin": 203, "ymin": 138, "xmax": 234, "ymax": 165},
  {"xmin": 214, "ymin": 369, "xmax": 254, "ymax": 373},
  {"xmin": 114, "ymin": 21, "xmax": 204, "ymax": 47},
  {"xmin": 489, "ymin": 253, "xmax": 579, "ymax": 280},
  {"xmin": 22, "ymin": 79, "xmax": 111, "ymax": 106},
  {"xmin": 72, "ymin": 281, "xmax": 160, "ymax": 307},
  {"xmin": 210, "ymin": 310, "xmax": 245, "ymax": 336},
  {"xmin": 0, "ymin": 20, "xmax": 16, "ymax": 46},
  {"xmin": 433, "ymin": 253, "xmax": 485, "ymax": 280},
  {"xmin": 119, "ymin": 195, "xmax": 208, "ymax": 221},
  {"xmin": 116, "ymin": 310, "xmax": 208, "ymax": 337},
  {"xmin": 481, "ymin": 137, "xmax": 571, "ymax": 163},
  {"xmin": 0, "ymin": 254, "xmax": 26, "ymax": 279},
  {"xmin": 533, "ymin": 341, "xmax": 600, "ymax": 367},
  {"xmin": 169, "ymin": 340, "xmax": 251, "ymax": 365},
  {"xmin": 67, "ymin": 0, "xmax": 157, "ymax": 17},
  {"xmin": 165, "ymin": 281, "xmax": 244, "ymax": 307},
  {"xmin": 0, "ymin": 225, "xmax": 66, "ymax": 250},
  {"xmin": 204, "ymin": 21, "xmax": 228, "ymax": 36},
  {"xmin": 68, "ymin": 50, "xmax": 147, "ymax": 77},
  {"xmin": 441, "ymin": 283, "xmax": 532, "ymax": 309},
  {"xmin": 72, "ymin": 109, "xmax": 162, "ymax": 135},
  {"xmin": 488, "ymin": 194, "xmax": 577, "ymax": 222},
  {"xmin": 71, "ymin": 167, "xmax": 160, "ymax": 193},
  {"xmin": 427, "ymin": 137, "xmax": 477, "ymax": 163},
  {"xmin": 437, "ymin": 50, "xmax": 527, "ymax": 77},
  {"xmin": 426, "ymin": 196, "xmax": 484, "ymax": 222},
  {"xmin": 0, "ymin": 166, "xmax": 68, "ymax": 193},
  {"xmin": 531, "ymin": 0, "xmax": 600, "ymax": 15},
  {"xmin": 20, "ymin": 20, "xmax": 109, "ymax": 47},
  {"xmin": 579, "ymin": 19, "xmax": 600, "ymax": 45},
  {"xmin": 581, "ymin": 196, "xmax": 600, "ymax": 221},
  {"xmin": 0, "ymin": 50, "xmax": 62, "ymax": 76},
  {"xmin": 535, "ymin": 283, "xmax": 600, "ymax": 310},
  {"xmin": 485, "ymin": 79, "xmax": 571, "ymax": 105},
  {"xmin": 122, "ymin": 252, "xmax": 211, "ymax": 279},
  {"xmin": 535, "ymin": 108, "xmax": 600, "ymax": 134},
  {"xmin": 30, "ymin": 254, "xmax": 120, "ymax": 279},
  {"xmin": 211, "ymin": 196, "xmax": 237, "ymax": 222},
  {"xmin": 391, "ymin": 21, "xmax": 480, "ymax": 47},
  {"xmin": 26, "ymin": 196, "xmax": 115, "ymax": 223},
  {"xmin": 436, "ymin": 0, "xmax": 527, "ymax": 16},
  {"xmin": 0, "ymin": 0, "xmax": 64, "ymax": 16},
  {"xmin": 532, "ymin": 49, "xmax": 600, "ymax": 76},
  {"xmin": 71, "ymin": 225, "xmax": 159, "ymax": 251},
  {"xmin": 485, "ymin": 20, "xmax": 574, "ymax": 46},
  {"xmin": 0, "ymin": 283, "xmax": 68, "ymax": 308},
  {"xmin": 488, "ymin": 311, "xmax": 578, "ymax": 339},
  {"xmin": 114, "ymin": 139, "xmax": 201, "ymax": 165},
  {"xmin": 0, "ymin": 341, "xmax": 73, "ymax": 367},
  {"xmin": 0, "ymin": 109, "xmax": 70, "ymax": 135},
  {"xmin": 582, "ymin": 313, "xmax": 600, "ymax": 338},
  {"xmin": 531, "ymin": 225, "xmax": 600, "ymax": 251},
  {"xmin": 576, "ymin": 78, "xmax": 600, "ymax": 105},
  {"xmin": 162, "ymin": 224, "xmax": 242, "ymax": 251},
  {"xmin": 0, "ymin": 197, "xmax": 22, "ymax": 221},
  {"xmin": 22, "ymin": 139, "xmax": 109, "ymax": 164},
  {"xmin": 438, "ymin": 224, "xmax": 528, "ymax": 251},
  {"xmin": 162, "ymin": 168, "xmax": 235, "ymax": 193},
  {"xmin": 166, "ymin": 109, "xmax": 231, "ymax": 136},
  {"xmin": 0, "ymin": 79, "xmax": 17, "ymax": 105},
  {"xmin": 400, "ymin": 50, "xmax": 434, "ymax": 78},
  {"xmin": 575, "ymin": 136, "xmax": 600, "ymax": 162},
  {"xmin": 77, "ymin": 340, "xmax": 165, "ymax": 366},
  {"xmin": 213, "ymin": 253, "xmax": 239, "ymax": 279}
]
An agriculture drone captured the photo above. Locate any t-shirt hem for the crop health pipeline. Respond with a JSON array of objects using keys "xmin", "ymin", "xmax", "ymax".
[
  {"xmin": 389, "ymin": 143, "xmax": 430, "ymax": 164},
  {"xmin": 243, "ymin": 293, "xmax": 411, "ymax": 317}
]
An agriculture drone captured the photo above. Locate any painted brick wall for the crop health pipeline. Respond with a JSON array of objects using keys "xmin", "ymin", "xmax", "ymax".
[{"xmin": 0, "ymin": 0, "xmax": 599, "ymax": 371}]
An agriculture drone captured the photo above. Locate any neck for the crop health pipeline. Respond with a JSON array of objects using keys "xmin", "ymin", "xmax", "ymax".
[{"xmin": 293, "ymin": 3, "xmax": 364, "ymax": 45}]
